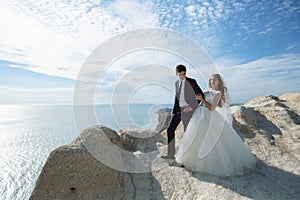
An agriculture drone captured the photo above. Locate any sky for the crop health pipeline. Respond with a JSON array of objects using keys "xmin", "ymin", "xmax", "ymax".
[{"xmin": 0, "ymin": 0, "xmax": 299, "ymax": 104}]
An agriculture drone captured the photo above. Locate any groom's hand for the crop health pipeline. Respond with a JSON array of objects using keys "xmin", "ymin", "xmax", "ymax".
[{"xmin": 183, "ymin": 106, "xmax": 193, "ymax": 113}]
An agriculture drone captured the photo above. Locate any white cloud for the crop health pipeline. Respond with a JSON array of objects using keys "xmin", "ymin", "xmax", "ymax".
[
  {"xmin": 184, "ymin": 5, "xmax": 197, "ymax": 19},
  {"xmin": 108, "ymin": 0, "xmax": 158, "ymax": 29},
  {"xmin": 285, "ymin": 44, "xmax": 298, "ymax": 51},
  {"xmin": 2, "ymin": 52, "xmax": 299, "ymax": 105},
  {"xmin": 0, "ymin": 86, "xmax": 73, "ymax": 104},
  {"xmin": 216, "ymin": 54, "xmax": 300, "ymax": 103},
  {"xmin": 0, "ymin": 0, "xmax": 158, "ymax": 80},
  {"xmin": 1, "ymin": 0, "xmax": 299, "ymax": 105},
  {"xmin": 93, "ymin": 50, "xmax": 183, "ymax": 104},
  {"xmin": 0, "ymin": 4, "xmax": 87, "ymax": 79}
]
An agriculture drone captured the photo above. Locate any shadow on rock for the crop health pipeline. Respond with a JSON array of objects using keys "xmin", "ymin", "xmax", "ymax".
[{"xmin": 191, "ymin": 159, "xmax": 300, "ymax": 200}]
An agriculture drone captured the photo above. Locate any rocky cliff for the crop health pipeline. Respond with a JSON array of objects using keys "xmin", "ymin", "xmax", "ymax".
[{"xmin": 30, "ymin": 93, "xmax": 300, "ymax": 200}]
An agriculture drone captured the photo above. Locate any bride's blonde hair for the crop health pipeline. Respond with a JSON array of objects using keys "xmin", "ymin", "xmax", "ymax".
[{"xmin": 208, "ymin": 74, "xmax": 228, "ymax": 107}]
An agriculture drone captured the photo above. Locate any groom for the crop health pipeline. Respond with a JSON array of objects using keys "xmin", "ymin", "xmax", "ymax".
[{"xmin": 162, "ymin": 64, "xmax": 204, "ymax": 159}]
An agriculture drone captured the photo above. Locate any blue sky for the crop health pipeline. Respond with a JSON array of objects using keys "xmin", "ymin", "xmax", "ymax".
[{"xmin": 0, "ymin": 0, "xmax": 299, "ymax": 104}]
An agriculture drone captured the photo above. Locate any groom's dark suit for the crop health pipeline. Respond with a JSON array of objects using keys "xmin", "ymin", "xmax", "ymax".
[{"xmin": 166, "ymin": 77, "xmax": 204, "ymax": 157}]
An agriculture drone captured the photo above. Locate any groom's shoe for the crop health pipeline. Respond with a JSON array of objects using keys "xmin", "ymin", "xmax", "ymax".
[{"xmin": 161, "ymin": 155, "xmax": 175, "ymax": 159}]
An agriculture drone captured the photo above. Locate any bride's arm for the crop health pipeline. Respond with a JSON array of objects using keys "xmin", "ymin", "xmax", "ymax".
[{"xmin": 196, "ymin": 93, "xmax": 221, "ymax": 110}]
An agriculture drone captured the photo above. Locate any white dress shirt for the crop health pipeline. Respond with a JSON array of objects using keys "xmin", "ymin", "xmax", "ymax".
[{"xmin": 178, "ymin": 78, "xmax": 189, "ymax": 107}]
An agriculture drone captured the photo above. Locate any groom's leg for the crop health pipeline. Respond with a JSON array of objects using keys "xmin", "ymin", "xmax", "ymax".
[
  {"xmin": 166, "ymin": 112, "xmax": 181, "ymax": 156},
  {"xmin": 181, "ymin": 111, "xmax": 193, "ymax": 131}
]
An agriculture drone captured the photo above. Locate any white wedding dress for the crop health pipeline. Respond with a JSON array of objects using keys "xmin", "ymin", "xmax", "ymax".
[{"xmin": 175, "ymin": 90, "xmax": 256, "ymax": 176}]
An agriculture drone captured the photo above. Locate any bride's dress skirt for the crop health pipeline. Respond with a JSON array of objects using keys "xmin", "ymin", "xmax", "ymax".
[{"xmin": 175, "ymin": 106, "xmax": 256, "ymax": 176}]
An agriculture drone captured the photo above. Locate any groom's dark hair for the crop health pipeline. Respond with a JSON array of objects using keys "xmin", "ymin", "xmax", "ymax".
[{"xmin": 176, "ymin": 64, "xmax": 186, "ymax": 73}]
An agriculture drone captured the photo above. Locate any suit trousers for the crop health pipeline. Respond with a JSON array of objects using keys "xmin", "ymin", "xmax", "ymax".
[{"xmin": 166, "ymin": 110, "xmax": 193, "ymax": 156}]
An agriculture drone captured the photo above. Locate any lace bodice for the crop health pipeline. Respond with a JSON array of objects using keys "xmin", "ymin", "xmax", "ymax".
[{"xmin": 203, "ymin": 90, "xmax": 221, "ymax": 104}]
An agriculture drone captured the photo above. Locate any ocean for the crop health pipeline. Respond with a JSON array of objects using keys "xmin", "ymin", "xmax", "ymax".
[{"xmin": 0, "ymin": 104, "xmax": 171, "ymax": 200}]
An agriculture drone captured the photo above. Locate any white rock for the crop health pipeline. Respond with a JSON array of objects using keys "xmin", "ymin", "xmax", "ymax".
[{"xmin": 30, "ymin": 93, "xmax": 300, "ymax": 200}]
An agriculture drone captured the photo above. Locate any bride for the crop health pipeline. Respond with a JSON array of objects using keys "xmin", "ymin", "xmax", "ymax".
[{"xmin": 175, "ymin": 74, "xmax": 256, "ymax": 176}]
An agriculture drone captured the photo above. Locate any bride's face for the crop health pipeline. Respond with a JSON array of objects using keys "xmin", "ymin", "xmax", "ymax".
[{"xmin": 209, "ymin": 76, "xmax": 219, "ymax": 89}]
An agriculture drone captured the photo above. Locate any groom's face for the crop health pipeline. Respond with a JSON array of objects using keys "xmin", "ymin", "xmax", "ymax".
[{"xmin": 176, "ymin": 71, "xmax": 186, "ymax": 81}]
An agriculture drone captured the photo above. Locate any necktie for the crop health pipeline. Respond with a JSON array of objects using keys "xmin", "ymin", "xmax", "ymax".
[{"xmin": 178, "ymin": 81, "xmax": 183, "ymax": 100}]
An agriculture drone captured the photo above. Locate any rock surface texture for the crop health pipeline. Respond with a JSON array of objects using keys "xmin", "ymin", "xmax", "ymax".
[{"xmin": 30, "ymin": 93, "xmax": 300, "ymax": 200}]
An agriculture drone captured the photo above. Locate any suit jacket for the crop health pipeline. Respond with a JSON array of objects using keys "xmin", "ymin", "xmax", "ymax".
[{"xmin": 172, "ymin": 77, "xmax": 204, "ymax": 114}]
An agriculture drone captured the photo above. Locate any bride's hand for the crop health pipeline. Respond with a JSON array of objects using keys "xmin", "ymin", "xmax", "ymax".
[{"xmin": 196, "ymin": 94, "xmax": 203, "ymax": 101}]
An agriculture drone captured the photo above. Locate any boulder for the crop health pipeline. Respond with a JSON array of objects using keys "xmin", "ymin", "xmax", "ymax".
[{"xmin": 30, "ymin": 93, "xmax": 300, "ymax": 200}]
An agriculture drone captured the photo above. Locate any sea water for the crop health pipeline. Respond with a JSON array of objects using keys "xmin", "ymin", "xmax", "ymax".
[{"xmin": 0, "ymin": 104, "xmax": 171, "ymax": 200}]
